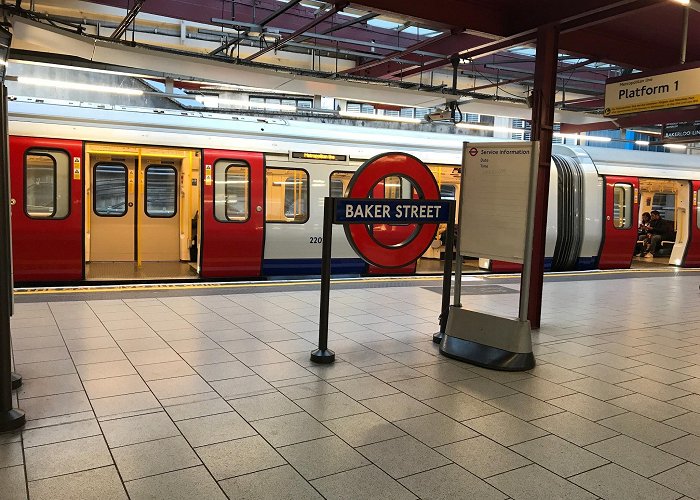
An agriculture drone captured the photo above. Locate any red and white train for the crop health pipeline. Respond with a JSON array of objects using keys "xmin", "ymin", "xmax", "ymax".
[{"xmin": 7, "ymin": 97, "xmax": 700, "ymax": 283}]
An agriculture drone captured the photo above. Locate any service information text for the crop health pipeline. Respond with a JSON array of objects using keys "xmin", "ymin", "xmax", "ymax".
[{"xmin": 334, "ymin": 199, "xmax": 451, "ymax": 224}]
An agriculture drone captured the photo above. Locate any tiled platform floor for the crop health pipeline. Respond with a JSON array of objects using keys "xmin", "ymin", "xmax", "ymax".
[{"xmin": 2, "ymin": 273, "xmax": 700, "ymax": 499}]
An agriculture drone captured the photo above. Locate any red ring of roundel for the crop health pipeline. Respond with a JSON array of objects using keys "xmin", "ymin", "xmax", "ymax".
[{"xmin": 344, "ymin": 152, "xmax": 440, "ymax": 269}]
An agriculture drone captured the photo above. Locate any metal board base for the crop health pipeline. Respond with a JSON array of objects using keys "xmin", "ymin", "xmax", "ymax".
[{"xmin": 440, "ymin": 335, "xmax": 535, "ymax": 371}]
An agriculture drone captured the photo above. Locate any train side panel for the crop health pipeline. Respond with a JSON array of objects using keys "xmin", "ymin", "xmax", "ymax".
[{"xmin": 10, "ymin": 136, "xmax": 83, "ymax": 282}]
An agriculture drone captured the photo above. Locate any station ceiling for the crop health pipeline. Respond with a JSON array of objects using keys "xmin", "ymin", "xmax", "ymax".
[{"xmin": 7, "ymin": 0, "xmax": 700, "ymax": 125}]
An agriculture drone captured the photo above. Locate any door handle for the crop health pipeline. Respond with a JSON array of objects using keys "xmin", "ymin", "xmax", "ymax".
[
  {"xmin": 606, "ymin": 215, "xmax": 610, "ymax": 220},
  {"xmin": 256, "ymin": 205, "xmax": 262, "ymax": 212},
  {"xmin": 128, "ymin": 202, "xmax": 134, "ymax": 207},
  {"xmin": 9, "ymin": 198, "xmax": 15, "ymax": 206}
]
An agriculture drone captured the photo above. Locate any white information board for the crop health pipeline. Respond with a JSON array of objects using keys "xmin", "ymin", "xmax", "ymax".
[{"xmin": 459, "ymin": 142, "xmax": 538, "ymax": 264}]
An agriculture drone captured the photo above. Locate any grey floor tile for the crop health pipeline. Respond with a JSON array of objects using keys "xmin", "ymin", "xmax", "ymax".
[
  {"xmin": 608, "ymin": 393, "xmax": 688, "ymax": 421},
  {"xmin": 27, "ymin": 465, "xmax": 127, "ymax": 500},
  {"xmin": 221, "ymin": 465, "xmax": 322, "ymax": 500},
  {"xmin": 24, "ymin": 435, "xmax": 113, "ymax": 481},
  {"xmin": 574, "ymin": 364, "xmax": 640, "ymax": 384},
  {"xmin": 569, "ymin": 463, "xmax": 681, "ymax": 500},
  {"xmin": 548, "ymin": 392, "xmax": 627, "ymax": 421},
  {"xmin": 251, "ymin": 361, "xmax": 313, "ymax": 382},
  {"xmin": 197, "ymin": 435, "xmax": 286, "ymax": 480},
  {"xmin": 528, "ymin": 363, "xmax": 586, "ymax": 384},
  {"xmin": 70, "ymin": 347, "xmax": 127, "ymax": 366},
  {"xmin": 390, "ymin": 376, "xmax": 458, "ymax": 401},
  {"xmin": 126, "ymin": 348, "xmax": 182, "ymax": 367},
  {"xmin": 664, "ymin": 412, "xmax": 700, "ymax": 436},
  {"xmin": 91, "ymin": 392, "xmax": 161, "ymax": 418},
  {"xmin": 562, "ymin": 377, "xmax": 633, "ymax": 401},
  {"xmin": 111, "ymin": 435, "xmax": 201, "ymax": 481},
  {"xmin": 20, "ymin": 391, "xmax": 92, "ymax": 420},
  {"xmin": 324, "ymin": 411, "xmax": 406, "ymax": 447},
  {"xmin": 395, "ymin": 412, "xmax": 477, "ymax": 447},
  {"xmin": 465, "ymin": 412, "xmax": 549, "ymax": 446},
  {"xmin": 278, "ymin": 435, "xmax": 369, "ymax": 480},
  {"xmin": 296, "ymin": 392, "xmax": 369, "ymax": 421},
  {"xmin": 101, "ymin": 411, "xmax": 180, "ymax": 448},
  {"xmin": 586, "ymin": 435, "xmax": 684, "ymax": 477},
  {"xmin": 487, "ymin": 464, "xmax": 596, "ymax": 500},
  {"xmin": 83, "ymin": 374, "xmax": 149, "ymax": 399},
  {"xmin": 313, "ymin": 464, "xmax": 415, "ymax": 500},
  {"xmin": 436, "ymin": 436, "xmax": 530, "ymax": 479},
  {"xmin": 619, "ymin": 377, "xmax": 691, "ymax": 402},
  {"xmin": 652, "ymin": 462, "xmax": 700, "ymax": 500},
  {"xmin": 15, "ymin": 359, "xmax": 76, "ymax": 380},
  {"xmin": 163, "ymin": 396, "xmax": 232, "ymax": 421},
  {"xmin": 210, "ymin": 375, "xmax": 275, "ymax": 399},
  {"xmin": 22, "ymin": 418, "xmax": 102, "ymax": 448},
  {"xmin": 146, "ymin": 374, "xmax": 212, "ymax": 400},
  {"xmin": 0, "ymin": 442, "xmax": 23, "ymax": 468},
  {"xmin": 76, "ymin": 360, "xmax": 138, "ymax": 381},
  {"xmin": 136, "ymin": 360, "xmax": 197, "ymax": 381},
  {"xmin": 179, "ymin": 348, "xmax": 237, "ymax": 366},
  {"xmin": 251, "ymin": 411, "xmax": 332, "ymax": 447},
  {"xmin": 0, "ymin": 465, "xmax": 27, "ymax": 500},
  {"xmin": 512, "ymin": 435, "xmax": 608, "ymax": 477},
  {"xmin": 193, "ymin": 361, "xmax": 254, "ymax": 382},
  {"xmin": 399, "ymin": 463, "xmax": 505, "ymax": 500},
  {"xmin": 371, "ymin": 365, "xmax": 425, "ymax": 383},
  {"xmin": 598, "ymin": 412, "xmax": 688, "ymax": 446},
  {"xmin": 229, "ymin": 392, "xmax": 301, "ymax": 421},
  {"xmin": 626, "ymin": 364, "xmax": 692, "ymax": 384},
  {"xmin": 487, "ymin": 393, "xmax": 562, "ymax": 421},
  {"xmin": 331, "ymin": 375, "xmax": 399, "ymax": 400},
  {"xmin": 450, "ymin": 376, "xmax": 521, "ymax": 400},
  {"xmin": 125, "ymin": 465, "xmax": 227, "ymax": 500},
  {"xmin": 672, "ymin": 394, "xmax": 700, "ymax": 413},
  {"xmin": 236, "ymin": 348, "xmax": 290, "ymax": 367},
  {"xmin": 659, "ymin": 434, "xmax": 700, "ymax": 464},
  {"xmin": 17, "ymin": 373, "xmax": 83, "ymax": 399},
  {"xmin": 277, "ymin": 380, "xmax": 338, "ymax": 400},
  {"xmin": 177, "ymin": 412, "xmax": 256, "ymax": 447},
  {"xmin": 357, "ymin": 435, "xmax": 450, "ymax": 479}
]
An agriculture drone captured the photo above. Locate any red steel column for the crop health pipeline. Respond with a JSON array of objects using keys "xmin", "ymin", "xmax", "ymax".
[{"xmin": 528, "ymin": 24, "xmax": 559, "ymax": 329}]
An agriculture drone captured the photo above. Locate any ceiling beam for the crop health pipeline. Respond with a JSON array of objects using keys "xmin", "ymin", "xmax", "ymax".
[
  {"xmin": 245, "ymin": 3, "xmax": 348, "ymax": 61},
  {"xmin": 110, "ymin": 0, "xmax": 146, "ymax": 40},
  {"xmin": 257, "ymin": 0, "xmax": 303, "ymax": 27}
]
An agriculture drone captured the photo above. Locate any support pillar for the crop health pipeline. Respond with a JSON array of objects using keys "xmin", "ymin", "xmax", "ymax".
[{"xmin": 527, "ymin": 24, "xmax": 559, "ymax": 330}]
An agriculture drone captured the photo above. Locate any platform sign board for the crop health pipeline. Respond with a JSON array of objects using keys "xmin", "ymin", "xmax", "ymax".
[
  {"xmin": 604, "ymin": 64, "xmax": 700, "ymax": 117},
  {"xmin": 663, "ymin": 121, "xmax": 700, "ymax": 141},
  {"xmin": 459, "ymin": 142, "xmax": 539, "ymax": 264},
  {"xmin": 335, "ymin": 199, "xmax": 451, "ymax": 224}
]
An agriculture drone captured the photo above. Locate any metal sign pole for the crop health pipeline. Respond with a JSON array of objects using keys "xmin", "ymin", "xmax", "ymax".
[
  {"xmin": 453, "ymin": 224, "xmax": 462, "ymax": 308},
  {"xmin": 311, "ymin": 197, "xmax": 335, "ymax": 364},
  {"xmin": 0, "ymin": 83, "xmax": 25, "ymax": 431},
  {"xmin": 518, "ymin": 142, "xmax": 540, "ymax": 322},
  {"xmin": 434, "ymin": 201, "xmax": 456, "ymax": 343}
]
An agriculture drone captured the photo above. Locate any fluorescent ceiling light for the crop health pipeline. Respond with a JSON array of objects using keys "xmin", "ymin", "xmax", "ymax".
[
  {"xmin": 273, "ymin": 181, "xmax": 304, "ymax": 185},
  {"xmin": 664, "ymin": 144, "xmax": 687, "ymax": 150},
  {"xmin": 195, "ymin": 95, "xmax": 297, "ymax": 112},
  {"xmin": 635, "ymin": 140, "xmax": 650, "ymax": 146},
  {"xmin": 674, "ymin": 0, "xmax": 690, "ymax": 5},
  {"xmin": 17, "ymin": 76, "xmax": 144, "ymax": 95},
  {"xmin": 553, "ymin": 133, "xmax": 612, "ymax": 143},
  {"xmin": 629, "ymin": 128, "xmax": 662, "ymax": 136},
  {"xmin": 339, "ymin": 111, "xmax": 421, "ymax": 124},
  {"xmin": 456, "ymin": 123, "xmax": 527, "ymax": 134}
]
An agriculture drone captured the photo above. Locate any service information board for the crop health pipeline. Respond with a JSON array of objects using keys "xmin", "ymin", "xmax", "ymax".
[
  {"xmin": 604, "ymin": 64, "xmax": 700, "ymax": 117},
  {"xmin": 459, "ymin": 142, "xmax": 538, "ymax": 264}
]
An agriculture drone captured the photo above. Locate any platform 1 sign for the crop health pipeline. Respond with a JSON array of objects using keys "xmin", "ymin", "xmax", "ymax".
[
  {"xmin": 335, "ymin": 199, "xmax": 451, "ymax": 224},
  {"xmin": 604, "ymin": 64, "xmax": 700, "ymax": 117}
]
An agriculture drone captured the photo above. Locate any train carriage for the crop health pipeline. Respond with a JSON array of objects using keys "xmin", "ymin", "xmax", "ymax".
[{"xmin": 6, "ymin": 97, "xmax": 700, "ymax": 283}]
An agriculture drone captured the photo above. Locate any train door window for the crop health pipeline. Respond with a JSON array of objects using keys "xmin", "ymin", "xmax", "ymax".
[
  {"xmin": 329, "ymin": 171, "xmax": 353, "ymax": 198},
  {"xmin": 652, "ymin": 193, "xmax": 676, "ymax": 222},
  {"xmin": 266, "ymin": 168, "xmax": 308, "ymax": 223},
  {"xmin": 383, "ymin": 176, "xmax": 403, "ymax": 199},
  {"xmin": 612, "ymin": 183, "xmax": 633, "ymax": 229},
  {"xmin": 94, "ymin": 163, "xmax": 128, "ymax": 217},
  {"xmin": 145, "ymin": 165, "xmax": 177, "ymax": 218},
  {"xmin": 440, "ymin": 184, "xmax": 457, "ymax": 200},
  {"xmin": 25, "ymin": 149, "xmax": 70, "ymax": 219},
  {"xmin": 214, "ymin": 160, "xmax": 249, "ymax": 222}
]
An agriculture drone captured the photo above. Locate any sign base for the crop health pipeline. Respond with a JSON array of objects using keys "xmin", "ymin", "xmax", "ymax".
[
  {"xmin": 0, "ymin": 408, "xmax": 25, "ymax": 432},
  {"xmin": 11, "ymin": 372, "xmax": 21, "ymax": 390},
  {"xmin": 310, "ymin": 349, "xmax": 335, "ymax": 364},
  {"xmin": 440, "ymin": 307, "xmax": 535, "ymax": 371}
]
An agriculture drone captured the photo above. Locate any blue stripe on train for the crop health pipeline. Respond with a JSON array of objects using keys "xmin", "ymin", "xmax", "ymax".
[
  {"xmin": 544, "ymin": 257, "xmax": 597, "ymax": 272},
  {"xmin": 262, "ymin": 258, "xmax": 366, "ymax": 276}
]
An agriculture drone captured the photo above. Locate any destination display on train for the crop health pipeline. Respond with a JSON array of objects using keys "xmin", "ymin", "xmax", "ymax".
[
  {"xmin": 604, "ymin": 64, "xmax": 700, "ymax": 116},
  {"xmin": 334, "ymin": 199, "xmax": 451, "ymax": 224}
]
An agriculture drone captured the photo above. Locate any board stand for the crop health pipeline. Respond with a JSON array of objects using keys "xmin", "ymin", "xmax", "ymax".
[
  {"xmin": 311, "ymin": 197, "xmax": 336, "ymax": 364},
  {"xmin": 433, "ymin": 205, "xmax": 456, "ymax": 343},
  {"xmin": 11, "ymin": 372, "xmax": 21, "ymax": 390}
]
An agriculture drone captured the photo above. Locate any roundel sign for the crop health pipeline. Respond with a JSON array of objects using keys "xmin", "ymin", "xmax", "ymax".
[{"xmin": 344, "ymin": 152, "xmax": 442, "ymax": 269}]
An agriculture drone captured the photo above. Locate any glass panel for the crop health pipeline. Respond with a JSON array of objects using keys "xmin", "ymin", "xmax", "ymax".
[
  {"xmin": 613, "ymin": 183, "xmax": 633, "ymax": 229},
  {"xmin": 383, "ymin": 175, "xmax": 402, "ymax": 199},
  {"xmin": 329, "ymin": 171, "xmax": 353, "ymax": 198},
  {"xmin": 145, "ymin": 165, "xmax": 177, "ymax": 218},
  {"xmin": 652, "ymin": 193, "xmax": 675, "ymax": 222},
  {"xmin": 440, "ymin": 184, "xmax": 457, "ymax": 200},
  {"xmin": 94, "ymin": 163, "xmax": 127, "ymax": 217},
  {"xmin": 266, "ymin": 168, "xmax": 308, "ymax": 222},
  {"xmin": 25, "ymin": 153, "xmax": 55, "ymax": 218},
  {"xmin": 214, "ymin": 160, "xmax": 249, "ymax": 222}
]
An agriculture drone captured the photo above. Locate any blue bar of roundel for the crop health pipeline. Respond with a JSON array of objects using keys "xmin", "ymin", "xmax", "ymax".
[{"xmin": 333, "ymin": 199, "xmax": 451, "ymax": 224}]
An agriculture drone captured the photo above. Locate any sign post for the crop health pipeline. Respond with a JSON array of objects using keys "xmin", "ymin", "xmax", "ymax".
[{"xmin": 440, "ymin": 142, "xmax": 538, "ymax": 371}]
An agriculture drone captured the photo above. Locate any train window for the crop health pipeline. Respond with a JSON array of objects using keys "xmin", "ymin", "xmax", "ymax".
[
  {"xmin": 214, "ymin": 160, "xmax": 249, "ymax": 222},
  {"xmin": 94, "ymin": 163, "xmax": 128, "ymax": 217},
  {"xmin": 266, "ymin": 168, "xmax": 308, "ymax": 223},
  {"xmin": 24, "ymin": 149, "xmax": 70, "ymax": 219},
  {"xmin": 329, "ymin": 171, "xmax": 353, "ymax": 197},
  {"xmin": 383, "ymin": 176, "xmax": 403, "ymax": 199},
  {"xmin": 652, "ymin": 193, "xmax": 676, "ymax": 222},
  {"xmin": 440, "ymin": 184, "xmax": 457, "ymax": 200},
  {"xmin": 145, "ymin": 165, "xmax": 177, "ymax": 218},
  {"xmin": 612, "ymin": 183, "xmax": 633, "ymax": 229}
]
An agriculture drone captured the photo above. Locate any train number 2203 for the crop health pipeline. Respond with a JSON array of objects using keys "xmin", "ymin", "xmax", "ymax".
[{"xmin": 309, "ymin": 237, "xmax": 323, "ymax": 244}]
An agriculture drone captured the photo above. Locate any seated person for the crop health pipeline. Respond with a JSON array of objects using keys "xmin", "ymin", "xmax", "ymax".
[
  {"xmin": 636, "ymin": 212, "xmax": 652, "ymax": 256},
  {"xmin": 641, "ymin": 211, "xmax": 674, "ymax": 257}
]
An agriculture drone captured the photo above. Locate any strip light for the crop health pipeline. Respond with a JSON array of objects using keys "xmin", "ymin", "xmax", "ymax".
[
  {"xmin": 195, "ymin": 95, "xmax": 297, "ymax": 112},
  {"xmin": 635, "ymin": 140, "xmax": 651, "ymax": 146},
  {"xmin": 665, "ymin": 144, "xmax": 687, "ymax": 150},
  {"xmin": 553, "ymin": 133, "xmax": 612, "ymax": 143},
  {"xmin": 17, "ymin": 76, "xmax": 144, "ymax": 96},
  {"xmin": 339, "ymin": 111, "xmax": 421, "ymax": 124},
  {"xmin": 455, "ymin": 123, "xmax": 526, "ymax": 134}
]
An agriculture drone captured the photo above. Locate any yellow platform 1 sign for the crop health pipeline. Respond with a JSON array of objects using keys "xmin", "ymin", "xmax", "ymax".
[{"xmin": 604, "ymin": 65, "xmax": 700, "ymax": 117}]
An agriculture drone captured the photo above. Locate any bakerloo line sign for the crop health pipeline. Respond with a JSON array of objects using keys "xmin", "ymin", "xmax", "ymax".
[{"xmin": 310, "ymin": 152, "xmax": 454, "ymax": 363}]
